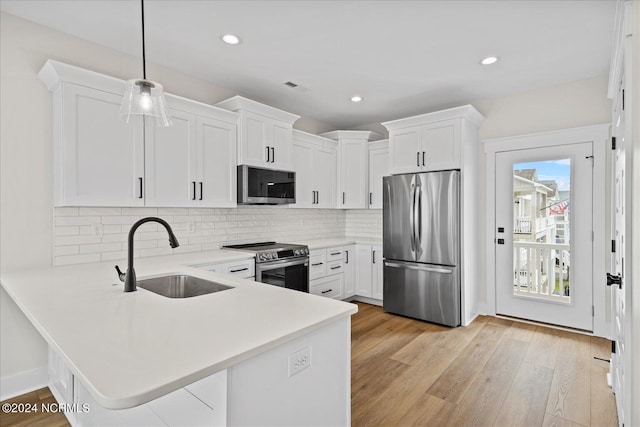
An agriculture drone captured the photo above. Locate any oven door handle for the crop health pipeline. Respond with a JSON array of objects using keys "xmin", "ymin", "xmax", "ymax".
[{"xmin": 257, "ymin": 258, "xmax": 309, "ymax": 271}]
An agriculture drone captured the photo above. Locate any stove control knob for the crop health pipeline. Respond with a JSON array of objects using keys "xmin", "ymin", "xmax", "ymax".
[{"xmin": 258, "ymin": 253, "xmax": 266, "ymax": 261}]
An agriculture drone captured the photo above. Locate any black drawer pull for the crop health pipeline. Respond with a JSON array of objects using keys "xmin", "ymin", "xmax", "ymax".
[
  {"xmin": 321, "ymin": 289, "xmax": 332, "ymax": 294},
  {"xmin": 192, "ymin": 181, "xmax": 196, "ymax": 200},
  {"xmin": 330, "ymin": 266, "xmax": 341, "ymax": 270},
  {"xmin": 230, "ymin": 267, "xmax": 249, "ymax": 273},
  {"xmin": 138, "ymin": 177, "xmax": 143, "ymax": 199},
  {"xmin": 312, "ymin": 262, "xmax": 323, "ymax": 266},
  {"xmin": 199, "ymin": 182, "xmax": 203, "ymax": 200},
  {"xmin": 330, "ymin": 252, "xmax": 341, "ymax": 256}
]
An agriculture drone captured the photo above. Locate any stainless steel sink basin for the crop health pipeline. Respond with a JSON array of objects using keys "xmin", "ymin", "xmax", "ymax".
[{"xmin": 137, "ymin": 275, "xmax": 233, "ymax": 298}]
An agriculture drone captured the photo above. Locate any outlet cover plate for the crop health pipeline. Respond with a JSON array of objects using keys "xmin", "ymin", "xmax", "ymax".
[{"xmin": 288, "ymin": 346, "xmax": 311, "ymax": 377}]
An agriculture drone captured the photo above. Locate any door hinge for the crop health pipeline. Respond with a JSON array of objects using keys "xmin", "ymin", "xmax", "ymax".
[
  {"xmin": 612, "ymin": 240, "xmax": 616, "ymax": 253},
  {"xmin": 612, "ymin": 136, "xmax": 617, "ymax": 150}
]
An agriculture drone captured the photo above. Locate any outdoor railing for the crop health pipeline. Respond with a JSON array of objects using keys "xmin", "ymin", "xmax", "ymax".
[
  {"xmin": 514, "ymin": 216, "xmax": 532, "ymax": 233},
  {"xmin": 513, "ymin": 241, "xmax": 570, "ymax": 302}
]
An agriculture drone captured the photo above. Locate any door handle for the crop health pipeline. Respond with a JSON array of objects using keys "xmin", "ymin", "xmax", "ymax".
[
  {"xmin": 417, "ymin": 152, "xmax": 420, "ymax": 167},
  {"xmin": 271, "ymin": 147, "xmax": 275, "ymax": 163},
  {"xmin": 312, "ymin": 262, "xmax": 323, "ymax": 266},
  {"xmin": 345, "ymin": 251, "xmax": 349, "ymax": 264},
  {"xmin": 199, "ymin": 182, "xmax": 203, "ymax": 200},
  {"xmin": 266, "ymin": 146, "xmax": 270, "ymax": 162},
  {"xmin": 369, "ymin": 192, "xmax": 373, "ymax": 205},
  {"xmin": 372, "ymin": 250, "xmax": 376, "ymax": 264},
  {"xmin": 316, "ymin": 191, "xmax": 319, "ymax": 205},
  {"xmin": 321, "ymin": 289, "xmax": 333, "ymax": 294},
  {"xmin": 422, "ymin": 151, "xmax": 425, "ymax": 166},
  {"xmin": 192, "ymin": 181, "xmax": 196, "ymax": 200},
  {"xmin": 138, "ymin": 177, "xmax": 143, "ymax": 199},
  {"xmin": 230, "ymin": 267, "xmax": 249, "ymax": 273},
  {"xmin": 497, "ymin": 238, "xmax": 505, "ymax": 245},
  {"xmin": 342, "ymin": 192, "xmax": 345, "ymax": 204},
  {"xmin": 607, "ymin": 273, "xmax": 622, "ymax": 289}
]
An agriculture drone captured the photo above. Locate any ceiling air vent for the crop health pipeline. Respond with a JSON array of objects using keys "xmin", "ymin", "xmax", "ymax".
[
  {"xmin": 284, "ymin": 81, "xmax": 298, "ymax": 88},
  {"xmin": 283, "ymin": 81, "xmax": 310, "ymax": 93}
]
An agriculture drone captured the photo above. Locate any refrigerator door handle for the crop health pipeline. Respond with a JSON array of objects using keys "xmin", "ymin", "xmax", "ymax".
[
  {"xmin": 409, "ymin": 183, "xmax": 416, "ymax": 252},
  {"xmin": 384, "ymin": 261, "xmax": 453, "ymax": 274},
  {"xmin": 416, "ymin": 186, "xmax": 422, "ymax": 251}
]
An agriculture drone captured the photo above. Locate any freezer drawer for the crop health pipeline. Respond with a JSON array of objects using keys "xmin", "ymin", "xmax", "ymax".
[{"xmin": 383, "ymin": 260, "xmax": 460, "ymax": 327}]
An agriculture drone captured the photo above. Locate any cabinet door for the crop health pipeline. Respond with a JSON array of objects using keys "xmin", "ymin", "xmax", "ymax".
[
  {"xmin": 292, "ymin": 140, "xmax": 315, "ymax": 208},
  {"xmin": 310, "ymin": 275, "xmax": 344, "ymax": 300},
  {"xmin": 343, "ymin": 245, "xmax": 356, "ymax": 298},
  {"xmin": 315, "ymin": 145, "xmax": 337, "ymax": 208},
  {"xmin": 60, "ymin": 83, "xmax": 144, "ymax": 206},
  {"xmin": 309, "ymin": 250, "xmax": 327, "ymax": 280},
  {"xmin": 372, "ymin": 244, "xmax": 383, "ymax": 300},
  {"xmin": 269, "ymin": 122, "xmax": 293, "ymax": 170},
  {"xmin": 197, "ymin": 116, "xmax": 237, "ymax": 207},
  {"xmin": 355, "ymin": 245, "xmax": 372, "ymax": 297},
  {"xmin": 422, "ymin": 119, "xmax": 460, "ymax": 171},
  {"xmin": 368, "ymin": 146, "xmax": 389, "ymax": 209},
  {"xmin": 239, "ymin": 111, "xmax": 268, "ymax": 167},
  {"xmin": 339, "ymin": 140, "xmax": 368, "ymax": 209},
  {"xmin": 388, "ymin": 126, "xmax": 422, "ymax": 175},
  {"xmin": 145, "ymin": 107, "xmax": 197, "ymax": 207}
]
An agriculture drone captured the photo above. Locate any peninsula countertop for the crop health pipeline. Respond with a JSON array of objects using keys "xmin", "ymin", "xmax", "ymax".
[{"xmin": 0, "ymin": 250, "xmax": 357, "ymax": 409}]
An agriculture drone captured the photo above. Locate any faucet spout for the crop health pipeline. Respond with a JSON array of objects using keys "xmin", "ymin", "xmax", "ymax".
[{"xmin": 117, "ymin": 217, "xmax": 180, "ymax": 292}]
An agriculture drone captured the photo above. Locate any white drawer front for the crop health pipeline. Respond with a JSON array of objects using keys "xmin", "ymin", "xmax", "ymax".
[
  {"xmin": 326, "ymin": 247, "xmax": 344, "ymax": 262},
  {"xmin": 310, "ymin": 275, "xmax": 344, "ymax": 300},
  {"xmin": 309, "ymin": 251, "xmax": 327, "ymax": 280},
  {"xmin": 222, "ymin": 260, "xmax": 255, "ymax": 278},
  {"xmin": 326, "ymin": 259, "xmax": 344, "ymax": 276}
]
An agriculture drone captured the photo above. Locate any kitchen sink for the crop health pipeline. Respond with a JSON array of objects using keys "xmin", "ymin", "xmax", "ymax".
[{"xmin": 137, "ymin": 275, "xmax": 233, "ymax": 298}]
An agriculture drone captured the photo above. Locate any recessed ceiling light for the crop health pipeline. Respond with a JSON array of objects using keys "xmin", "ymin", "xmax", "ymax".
[
  {"xmin": 222, "ymin": 34, "xmax": 241, "ymax": 45},
  {"xmin": 480, "ymin": 56, "xmax": 499, "ymax": 65},
  {"xmin": 350, "ymin": 96, "xmax": 363, "ymax": 103}
]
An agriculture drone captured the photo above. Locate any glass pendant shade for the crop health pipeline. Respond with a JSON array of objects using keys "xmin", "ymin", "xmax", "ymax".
[{"xmin": 120, "ymin": 79, "xmax": 171, "ymax": 127}]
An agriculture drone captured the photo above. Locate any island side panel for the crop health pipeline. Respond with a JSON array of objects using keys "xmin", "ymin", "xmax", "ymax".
[{"xmin": 227, "ymin": 316, "xmax": 351, "ymax": 426}]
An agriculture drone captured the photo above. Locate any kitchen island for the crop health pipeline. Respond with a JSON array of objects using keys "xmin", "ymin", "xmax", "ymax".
[{"xmin": 0, "ymin": 250, "xmax": 357, "ymax": 426}]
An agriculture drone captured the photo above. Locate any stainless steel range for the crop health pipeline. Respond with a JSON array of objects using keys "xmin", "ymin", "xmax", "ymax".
[{"xmin": 222, "ymin": 242, "xmax": 309, "ymax": 292}]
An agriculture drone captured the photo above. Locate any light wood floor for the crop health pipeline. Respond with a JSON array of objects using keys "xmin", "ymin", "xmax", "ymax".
[
  {"xmin": 1, "ymin": 303, "xmax": 618, "ymax": 427},
  {"xmin": 351, "ymin": 302, "xmax": 618, "ymax": 427}
]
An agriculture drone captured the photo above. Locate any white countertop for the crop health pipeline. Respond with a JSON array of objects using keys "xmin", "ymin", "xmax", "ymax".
[
  {"xmin": 298, "ymin": 237, "xmax": 383, "ymax": 250},
  {"xmin": 1, "ymin": 249, "xmax": 357, "ymax": 409}
]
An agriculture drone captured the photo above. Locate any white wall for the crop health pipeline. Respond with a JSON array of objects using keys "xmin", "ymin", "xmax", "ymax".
[{"xmin": 0, "ymin": 11, "xmax": 335, "ymax": 382}]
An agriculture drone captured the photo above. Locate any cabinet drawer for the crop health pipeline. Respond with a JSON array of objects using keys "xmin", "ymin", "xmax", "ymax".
[
  {"xmin": 222, "ymin": 260, "xmax": 255, "ymax": 278},
  {"xmin": 326, "ymin": 246, "xmax": 344, "ymax": 262},
  {"xmin": 310, "ymin": 275, "xmax": 344, "ymax": 300},
  {"xmin": 326, "ymin": 259, "xmax": 344, "ymax": 276},
  {"xmin": 309, "ymin": 251, "xmax": 327, "ymax": 280}
]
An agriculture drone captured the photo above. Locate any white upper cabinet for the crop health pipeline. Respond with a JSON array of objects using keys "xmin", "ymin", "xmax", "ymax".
[
  {"xmin": 291, "ymin": 130, "xmax": 337, "ymax": 209},
  {"xmin": 382, "ymin": 106, "xmax": 484, "ymax": 174},
  {"xmin": 43, "ymin": 75, "xmax": 145, "ymax": 206},
  {"xmin": 321, "ymin": 130, "xmax": 382, "ymax": 209},
  {"xmin": 39, "ymin": 60, "xmax": 238, "ymax": 208},
  {"xmin": 368, "ymin": 140, "xmax": 389, "ymax": 209},
  {"xmin": 145, "ymin": 95, "xmax": 237, "ymax": 207},
  {"xmin": 216, "ymin": 96, "xmax": 299, "ymax": 171}
]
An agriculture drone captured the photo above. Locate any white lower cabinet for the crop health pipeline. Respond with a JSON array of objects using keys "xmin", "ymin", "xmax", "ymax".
[
  {"xmin": 191, "ymin": 258, "xmax": 255, "ymax": 280},
  {"xmin": 355, "ymin": 244, "xmax": 383, "ymax": 301},
  {"xmin": 310, "ymin": 275, "xmax": 344, "ymax": 299},
  {"xmin": 343, "ymin": 245, "xmax": 356, "ymax": 298},
  {"xmin": 309, "ymin": 247, "xmax": 344, "ymax": 299}
]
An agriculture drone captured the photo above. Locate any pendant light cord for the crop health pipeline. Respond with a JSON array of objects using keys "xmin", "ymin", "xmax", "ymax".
[{"xmin": 141, "ymin": 0, "xmax": 146, "ymax": 79}]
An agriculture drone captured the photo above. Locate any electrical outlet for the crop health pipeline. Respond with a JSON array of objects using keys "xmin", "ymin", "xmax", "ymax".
[
  {"xmin": 288, "ymin": 346, "xmax": 311, "ymax": 377},
  {"xmin": 92, "ymin": 224, "xmax": 103, "ymax": 237}
]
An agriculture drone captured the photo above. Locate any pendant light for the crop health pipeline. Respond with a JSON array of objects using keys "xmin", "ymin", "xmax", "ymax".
[{"xmin": 120, "ymin": 0, "xmax": 171, "ymax": 127}]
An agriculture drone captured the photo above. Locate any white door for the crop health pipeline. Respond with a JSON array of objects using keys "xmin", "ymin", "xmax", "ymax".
[
  {"xmin": 611, "ymin": 76, "xmax": 627, "ymax": 425},
  {"xmin": 388, "ymin": 127, "xmax": 422, "ymax": 174},
  {"xmin": 368, "ymin": 145, "xmax": 389, "ymax": 209},
  {"xmin": 314, "ymin": 145, "xmax": 336, "ymax": 208},
  {"xmin": 197, "ymin": 116, "xmax": 236, "ymax": 207},
  {"xmin": 495, "ymin": 143, "xmax": 593, "ymax": 330},
  {"xmin": 355, "ymin": 245, "xmax": 372, "ymax": 297},
  {"xmin": 292, "ymin": 140, "xmax": 315, "ymax": 208},
  {"xmin": 340, "ymin": 140, "xmax": 367, "ymax": 208},
  {"xmin": 422, "ymin": 120, "xmax": 459, "ymax": 171},
  {"xmin": 269, "ymin": 122, "xmax": 292, "ymax": 170},
  {"xmin": 372, "ymin": 244, "xmax": 383, "ymax": 300}
]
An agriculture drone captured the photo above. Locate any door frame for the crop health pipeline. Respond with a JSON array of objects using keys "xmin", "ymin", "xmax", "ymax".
[{"xmin": 483, "ymin": 124, "xmax": 610, "ymax": 337}]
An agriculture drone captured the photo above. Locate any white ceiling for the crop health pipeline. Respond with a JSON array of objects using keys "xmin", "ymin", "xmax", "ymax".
[{"xmin": 1, "ymin": 0, "xmax": 616, "ymax": 129}]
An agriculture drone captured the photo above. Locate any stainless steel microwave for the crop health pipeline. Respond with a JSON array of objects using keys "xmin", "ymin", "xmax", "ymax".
[{"xmin": 237, "ymin": 165, "xmax": 296, "ymax": 205}]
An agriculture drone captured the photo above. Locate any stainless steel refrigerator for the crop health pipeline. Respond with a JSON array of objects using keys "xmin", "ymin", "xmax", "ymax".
[{"xmin": 382, "ymin": 170, "xmax": 461, "ymax": 327}]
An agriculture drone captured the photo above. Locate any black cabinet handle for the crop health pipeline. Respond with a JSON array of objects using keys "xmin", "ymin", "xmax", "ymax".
[
  {"xmin": 316, "ymin": 191, "xmax": 319, "ymax": 204},
  {"xmin": 345, "ymin": 251, "xmax": 349, "ymax": 264},
  {"xmin": 271, "ymin": 147, "xmax": 275, "ymax": 163},
  {"xmin": 330, "ymin": 265, "xmax": 341, "ymax": 270},
  {"xmin": 266, "ymin": 146, "xmax": 270, "ymax": 163},
  {"xmin": 342, "ymin": 192, "xmax": 345, "ymax": 204},
  {"xmin": 230, "ymin": 267, "xmax": 249, "ymax": 273},
  {"xmin": 369, "ymin": 192, "xmax": 373, "ymax": 205},
  {"xmin": 312, "ymin": 262, "xmax": 323, "ymax": 266},
  {"xmin": 192, "ymin": 181, "xmax": 196, "ymax": 200},
  {"xmin": 417, "ymin": 152, "xmax": 420, "ymax": 167},
  {"xmin": 199, "ymin": 182, "xmax": 203, "ymax": 200},
  {"xmin": 330, "ymin": 252, "xmax": 341, "ymax": 256},
  {"xmin": 138, "ymin": 177, "xmax": 143, "ymax": 199},
  {"xmin": 422, "ymin": 151, "xmax": 426, "ymax": 166},
  {"xmin": 321, "ymin": 289, "xmax": 332, "ymax": 294},
  {"xmin": 372, "ymin": 250, "xmax": 376, "ymax": 264}
]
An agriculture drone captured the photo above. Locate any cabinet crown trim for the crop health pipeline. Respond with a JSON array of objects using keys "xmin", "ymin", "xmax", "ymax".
[
  {"xmin": 38, "ymin": 60, "xmax": 125, "ymax": 94},
  {"xmin": 320, "ymin": 130, "xmax": 383, "ymax": 142},
  {"xmin": 382, "ymin": 105, "xmax": 485, "ymax": 130},
  {"xmin": 293, "ymin": 129, "xmax": 338, "ymax": 145},
  {"xmin": 215, "ymin": 96, "xmax": 300, "ymax": 124}
]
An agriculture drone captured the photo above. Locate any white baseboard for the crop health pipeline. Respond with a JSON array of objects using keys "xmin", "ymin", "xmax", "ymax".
[{"xmin": 0, "ymin": 366, "xmax": 48, "ymax": 401}]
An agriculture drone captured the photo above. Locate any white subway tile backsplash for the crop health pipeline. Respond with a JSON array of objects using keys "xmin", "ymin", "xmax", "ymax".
[{"xmin": 53, "ymin": 206, "xmax": 352, "ymax": 266}]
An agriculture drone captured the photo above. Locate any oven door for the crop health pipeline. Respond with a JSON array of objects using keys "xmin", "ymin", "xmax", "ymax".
[{"xmin": 256, "ymin": 257, "xmax": 309, "ymax": 292}]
